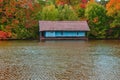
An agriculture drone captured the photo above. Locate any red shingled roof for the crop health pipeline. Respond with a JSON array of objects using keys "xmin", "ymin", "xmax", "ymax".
[{"xmin": 39, "ymin": 21, "xmax": 90, "ymax": 31}]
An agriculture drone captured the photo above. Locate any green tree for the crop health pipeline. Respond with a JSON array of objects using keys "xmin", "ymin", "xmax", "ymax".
[
  {"xmin": 58, "ymin": 4, "xmax": 79, "ymax": 20},
  {"xmin": 85, "ymin": 2, "xmax": 109, "ymax": 38},
  {"xmin": 40, "ymin": 4, "xmax": 59, "ymax": 20}
]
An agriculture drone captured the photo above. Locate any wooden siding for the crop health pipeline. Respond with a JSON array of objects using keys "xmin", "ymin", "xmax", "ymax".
[
  {"xmin": 77, "ymin": 32, "xmax": 85, "ymax": 37},
  {"xmin": 45, "ymin": 32, "xmax": 55, "ymax": 37},
  {"xmin": 40, "ymin": 37, "xmax": 88, "ymax": 41},
  {"xmin": 45, "ymin": 31, "xmax": 85, "ymax": 37},
  {"xmin": 62, "ymin": 32, "xmax": 77, "ymax": 37}
]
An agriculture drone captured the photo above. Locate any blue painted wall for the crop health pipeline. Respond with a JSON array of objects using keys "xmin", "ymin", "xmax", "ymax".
[
  {"xmin": 45, "ymin": 31, "xmax": 55, "ymax": 37},
  {"xmin": 62, "ymin": 32, "xmax": 77, "ymax": 37},
  {"xmin": 45, "ymin": 31, "xmax": 86, "ymax": 37},
  {"xmin": 55, "ymin": 32, "xmax": 62, "ymax": 37},
  {"xmin": 77, "ymin": 32, "xmax": 85, "ymax": 37}
]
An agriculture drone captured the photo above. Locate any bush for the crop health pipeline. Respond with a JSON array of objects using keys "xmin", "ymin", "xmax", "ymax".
[{"xmin": 12, "ymin": 26, "xmax": 32, "ymax": 39}]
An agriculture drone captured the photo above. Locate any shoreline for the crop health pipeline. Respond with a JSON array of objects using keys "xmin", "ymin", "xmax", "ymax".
[{"xmin": 0, "ymin": 38, "xmax": 120, "ymax": 41}]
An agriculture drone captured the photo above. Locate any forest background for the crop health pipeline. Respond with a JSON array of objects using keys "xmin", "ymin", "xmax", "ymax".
[{"xmin": 0, "ymin": 0, "xmax": 120, "ymax": 40}]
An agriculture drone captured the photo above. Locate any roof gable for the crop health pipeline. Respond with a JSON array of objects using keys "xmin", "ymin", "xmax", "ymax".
[{"xmin": 39, "ymin": 21, "xmax": 90, "ymax": 31}]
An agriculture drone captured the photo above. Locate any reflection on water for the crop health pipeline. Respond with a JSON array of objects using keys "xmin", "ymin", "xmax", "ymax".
[{"xmin": 0, "ymin": 40, "xmax": 120, "ymax": 80}]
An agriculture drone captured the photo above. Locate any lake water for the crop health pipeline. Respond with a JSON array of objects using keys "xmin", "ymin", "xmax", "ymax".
[{"xmin": 0, "ymin": 40, "xmax": 120, "ymax": 80}]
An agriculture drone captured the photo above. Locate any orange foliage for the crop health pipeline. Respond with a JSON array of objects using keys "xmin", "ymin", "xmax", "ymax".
[
  {"xmin": 12, "ymin": 20, "xmax": 19, "ymax": 24},
  {"xmin": 89, "ymin": 0, "xmax": 95, "ymax": 3},
  {"xmin": 56, "ymin": 0, "xmax": 75, "ymax": 5},
  {"xmin": 10, "ymin": 0, "xmax": 17, "ymax": 6},
  {"xmin": 1, "ymin": 17, "xmax": 7, "ymax": 23},
  {"xmin": 106, "ymin": 0, "xmax": 120, "ymax": 16},
  {"xmin": 93, "ymin": 17, "xmax": 98, "ymax": 23},
  {"xmin": 56, "ymin": 0, "xmax": 65, "ymax": 6},
  {"xmin": 0, "ymin": 0, "xmax": 35, "ymax": 26},
  {"xmin": 0, "ymin": 0, "xmax": 39, "ymax": 39},
  {"xmin": 0, "ymin": 31, "xmax": 12, "ymax": 39},
  {"xmin": 5, "ymin": 25, "xmax": 12, "ymax": 31},
  {"xmin": 25, "ymin": 2, "xmax": 41, "ymax": 28},
  {"xmin": 80, "ymin": 3, "xmax": 86, "ymax": 8},
  {"xmin": 0, "ymin": 0, "xmax": 3, "ymax": 3},
  {"xmin": 28, "ymin": 2, "xmax": 34, "ymax": 11},
  {"xmin": 7, "ymin": 32, "xmax": 12, "ymax": 38},
  {"xmin": 80, "ymin": 0, "xmax": 87, "ymax": 8},
  {"xmin": 0, "ymin": 31, "xmax": 7, "ymax": 39}
]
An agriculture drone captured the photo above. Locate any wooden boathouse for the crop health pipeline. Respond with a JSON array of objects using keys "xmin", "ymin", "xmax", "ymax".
[{"xmin": 39, "ymin": 21, "xmax": 90, "ymax": 41}]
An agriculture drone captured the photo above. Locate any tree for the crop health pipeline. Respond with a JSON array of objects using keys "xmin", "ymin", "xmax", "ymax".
[
  {"xmin": 106, "ymin": 0, "xmax": 120, "ymax": 38},
  {"xmin": 58, "ymin": 4, "xmax": 79, "ymax": 20},
  {"xmin": 40, "ymin": 4, "xmax": 78, "ymax": 21},
  {"xmin": 106, "ymin": 0, "xmax": 120, "ymax": 27},
  {"xmin": 76, "ymin": 0, "xmax": 88, "ymax": 19},
  {"xmin": 0, "ymin": 0, "xmax": 27, "ymax": 38},
  {"xmin": 56, "ymin": 0, "xmax": 82, "ymax": 5},
  {"xmin": 0, "ymin": 0, "xmax": 40, "ymax": 39},
  {"xmin": 40, "ymin": 4, "xmax": 59, "ymax": 20},
  {"xmin": 85, "ymin": 1, "xmax": 109, "ymax": 38}
]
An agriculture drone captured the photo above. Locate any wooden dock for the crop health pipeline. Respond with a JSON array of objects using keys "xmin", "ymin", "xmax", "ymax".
[{"xmin": 40, "ymin": 37, "xmax": 88, "ymax": 41}]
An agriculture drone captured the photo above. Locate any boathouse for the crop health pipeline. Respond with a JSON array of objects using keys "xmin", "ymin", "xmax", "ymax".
[{"xmin": 39, "ymin": 21, "xmax": 90, "ymax": 41}]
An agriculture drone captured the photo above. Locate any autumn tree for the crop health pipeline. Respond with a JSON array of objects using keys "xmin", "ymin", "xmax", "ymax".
[
  {"xmin": 76, "ymin": 0, "xmax": 88, "ymax": 19},
  {"xmin": 56, "ymin": 0, "xmax": 83, "ymax": 5},
  {"xmin": 0, "ymin": 0, "xmax": 26, "ymax": 39},
  {"xmin": 105, "ymin": 0, "xmax": 120, "ymax": 38},
  {"xmin": 0, "ymin": 0, "xmax": 41, "ymax": 39},
  {"xmin": 106, "ymin": 0, "xmax": 120, "ymax": 27},
  {"xmin": 85, "ymin": 1, "xmax": 109, "ymax": 38}
]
